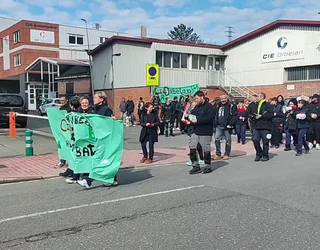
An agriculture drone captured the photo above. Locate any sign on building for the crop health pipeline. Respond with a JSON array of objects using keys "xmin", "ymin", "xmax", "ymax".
[
  {"xmin": 30, "ymin": 30, "xmax": 55, "ymax": 44},
  {"xmin": 261, "ymin": 31, "xmax": 304, "ymax": 63},
  {"xmin": 146, "ymin": 64, "xmax": 160, "ymax": 87}
]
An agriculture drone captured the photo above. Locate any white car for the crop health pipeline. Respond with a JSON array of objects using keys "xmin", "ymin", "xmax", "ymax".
[{"xmin": 39, "ymin": 98, "xmax": 60, "ymax": 115}]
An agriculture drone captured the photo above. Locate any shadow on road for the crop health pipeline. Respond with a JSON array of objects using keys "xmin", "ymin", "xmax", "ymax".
[
  {"xmin": 118, "ymin": 168, "xmax": 153, "ymax": 185},
  {"xmin": 212, "ymin": 161, "xmax": 229, "ymax": 171}
]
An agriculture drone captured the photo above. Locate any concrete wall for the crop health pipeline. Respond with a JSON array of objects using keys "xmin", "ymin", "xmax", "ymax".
[{"xmin": 225, "ymin": 26, "xmax": 320, "ymax": 86}]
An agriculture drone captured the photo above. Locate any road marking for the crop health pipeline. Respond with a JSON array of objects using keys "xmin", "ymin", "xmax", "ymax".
[{"xmin": 0, "ymin": 185, "xmax": 205, "ymax": 224}]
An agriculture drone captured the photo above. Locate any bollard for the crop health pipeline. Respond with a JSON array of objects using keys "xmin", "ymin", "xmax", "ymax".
[
  {"xmin": 25, "ymin": 130, "xmax": 34, "ymax": 157},
  {"xmin": 9, "ymin": 112, "xmax": 17, "ymax": 138}
]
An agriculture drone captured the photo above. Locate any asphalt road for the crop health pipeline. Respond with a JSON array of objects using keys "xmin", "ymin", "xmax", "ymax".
[{"xmin": 1, "ymin": 150, "xmax": 320, "ymax": 249}]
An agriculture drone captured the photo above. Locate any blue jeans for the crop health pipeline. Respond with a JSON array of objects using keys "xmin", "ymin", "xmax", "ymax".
[
  {"xmin": 296, "ymin": 128, "xmax": 309, "ymax": 154},
  {"xmin": 235, "ymin": 124, "xmax": 246, "ymax": 143},
  {"xmin": 215, "ymin": 126, "xmax": 232, "ymax": 156},
  {"xmin": 285, "ymin": 129, "xmax": 298, "ymax": 148}
]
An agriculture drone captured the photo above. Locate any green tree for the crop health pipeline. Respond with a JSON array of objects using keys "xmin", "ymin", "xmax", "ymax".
[{"xmin": 167, "ymin": 24, "xmax": 203, "ymax": 43}]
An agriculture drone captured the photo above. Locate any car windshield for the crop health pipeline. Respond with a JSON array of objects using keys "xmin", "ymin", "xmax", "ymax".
[{"xmin": 0, "ymin": 95, "xmax": 24, "ymax": 107}]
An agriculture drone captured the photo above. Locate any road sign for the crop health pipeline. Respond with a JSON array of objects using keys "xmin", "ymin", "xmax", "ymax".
[{"xmin": 146, "ymin": 64, "xmax": 160, "ymax": 87}]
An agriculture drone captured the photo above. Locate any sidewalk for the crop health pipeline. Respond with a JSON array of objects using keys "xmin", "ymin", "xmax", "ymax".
[{"xmin": 0, "ymin": 142, "xmax": 265, "ymax": 184}]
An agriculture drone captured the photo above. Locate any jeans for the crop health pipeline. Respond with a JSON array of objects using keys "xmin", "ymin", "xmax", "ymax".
[
  {"xmin": 164, "ymin": 120, "xmax": 174, "ymax": 136},
  {"xmin": 235, "ymin": 124, "xmax": 246, "ymax": 143},
  {"xmin": 189, "ymin": 134, "xmax": 212, "ymax": 166},
  {"xmin": 296, "ymin": 128, "xmax": 309, "ymax": 154},
  {"xmin": 285, "ymin": 129, "xmax": 298, "ymax": 148},
  {"xmin": 141, "ymin": 140, "xmax": 155, "ymax": 160},
  {"xmin": 252, "ymin": 129, "xmax": 270, "ymax": 157},
  {"xmin": 215, "ymin": 127, "xmax": 232, "ymax": 156}
]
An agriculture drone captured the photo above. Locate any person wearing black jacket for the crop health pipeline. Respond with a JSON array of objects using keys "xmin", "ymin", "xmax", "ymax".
[
  {"xmin": 214, "ymin": 95, "xmax": 237, "ymax": 160},
  {"xmin": 126, "ymin": 96, "xmax": 135, "ymax": 126},
  {"xmin": 271, "ymin": 95, "xmax": 285, "ymax": 148},
  {"xmin": 163, "ymin": 98, "xmax": 175, "ymax": 137},
  {"xmin": 186, "ymin": 91, "xmax": 215, "ymax": 174},
  {"xmin": 309, "ymin": 94, "xmax": 320, "ymax": 150},
  {"xmin": 249, "ymin": 93, "xmax": 274, "ymax": 162},
  {"xmin": 284, "ymin": 99, "xmax": 298, "ymax": 151},
  {"xmin": 295, "ymin": 100, "xmax": 311, "ymax": 156},
  {"xmin": 139, "ymin": 102, "xmax": 160, "ymax": 164}
]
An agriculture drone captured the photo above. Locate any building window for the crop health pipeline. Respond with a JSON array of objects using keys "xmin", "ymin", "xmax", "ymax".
[
  {"xmin": 69, "ymin": 35, "xmax": 76, "ymax": 44},
  {"xmin": 13, "ymin": 54, "xmax": 21, "ymax": 67},
  {"xmin": 199, "ymin": 55, "xmax": 206, "ymax": 70},
  {"xmin": 172, "ymin": 53, "xmax": 180, "ymax": 68},
  {"xmin": 156, "ymin": 51, "xmax": 163, "ymax": 67},
  {"xmin": 68, "ymin": 34, "xmax": 84, "ymax": 45},
  {"xmin": 13, "ymin": 31, "xmax": 21, "ymax": 43},
  {"xmin": 77, "ymin": 36, "xmax": 84, "ymax": 45},
  {"xmin": 192, "ymin": 55, "xmax": 199, "ymax": 69},
  {"xmin": 100, "ymin": 37, "xmax": 107, "ymax": 43},
  {"xmin": 181, "ymin": 53, "xmax": 188, "ymax": 68},
  {"xmin": 208, "ymin": 57, "xmax": 214, "ymax": 70},
  {"xmin": 164, "ymin": 52, "xmax": 172, "ymax": 68},
  {"xmin": 286, "ymin": 65, "xmax": 320, "ymax": 81}
]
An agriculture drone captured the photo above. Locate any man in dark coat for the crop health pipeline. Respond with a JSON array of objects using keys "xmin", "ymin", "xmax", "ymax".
[
  {"xmin": 249, "ymin": 92, "xmax": 274, "ymax": 162},
  {"xmin": 309, "ymin": 94, "xmax": 320, "ymax": 150},
  {"xmin": 186, "ymin": 91, "xmax": 215, "ymax": 174},
  {"xmin": 214, "ymin": 95, "xmax": 237, "ymax": 160},
  {"xmin": 126, "ymin": 96, "xmax": 135, "ymax": 126}
]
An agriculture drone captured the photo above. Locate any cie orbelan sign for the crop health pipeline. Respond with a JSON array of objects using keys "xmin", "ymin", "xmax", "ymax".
[
  {"xmin": 30, "ymin": 29, "xmax": 55, "ymax": 44},
  {"xmin": 261, "ymin": 31, "xmax": 304, "ymax": 63}
]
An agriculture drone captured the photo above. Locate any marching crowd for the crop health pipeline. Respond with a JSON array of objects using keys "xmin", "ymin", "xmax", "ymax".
[
  {"xmin": 137, "ymin": 91, "xmax": 320, "ymax": 174},
  {"xmin": 55, "ymin": 90, "xmax": 320, "ymax": 187}
]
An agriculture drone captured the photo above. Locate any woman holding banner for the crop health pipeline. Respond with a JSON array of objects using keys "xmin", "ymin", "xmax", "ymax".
[{"xmin": 139, "ymin": 102, "xmax": 160, "ymax": 164}]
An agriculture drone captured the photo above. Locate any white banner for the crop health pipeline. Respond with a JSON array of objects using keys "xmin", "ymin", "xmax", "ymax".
[
  {"xmin": 30, "ymin": 30, "xmax": 55, "ymax": 44},
  {"xmin": 261, "ymin": 31, "xmax": 304, "ymax": 63}
]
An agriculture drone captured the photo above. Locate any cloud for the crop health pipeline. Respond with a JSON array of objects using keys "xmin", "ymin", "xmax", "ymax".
[{"xmin": 153, "ymin": 0, "xmax": 186, "ymax": 7}]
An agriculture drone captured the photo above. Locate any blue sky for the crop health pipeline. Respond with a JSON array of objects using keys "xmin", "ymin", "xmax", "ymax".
[{"xmin": 1, "ymin": 0, "xmax": 320, "ymax": 44}]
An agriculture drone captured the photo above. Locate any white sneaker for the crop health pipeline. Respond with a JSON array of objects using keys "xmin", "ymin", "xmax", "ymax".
[
  {"xmin": 308, "ymin": 142, "xmax": 314, "ymax": 150},
  {"xmin": 65, "ymin": 178, "xmax": 77, "ymax": 184},
  {"xmin": 76, "ymin": 179, "xmax": 91, "ymax": 189},
  {"xmin": 186, "ymin": 160, "xmax": 192, "ymax": 166},
  {"xmin": 316, "ymin": 144, "xmax": 320, "ymax": 150}
]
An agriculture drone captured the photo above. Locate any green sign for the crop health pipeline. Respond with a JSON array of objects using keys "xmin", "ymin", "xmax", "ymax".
[
  {"xmin": 153, "ymin": 84, "xmax": 200, "ymax": 103},
  {"xmin": 47, "ymin": 108, "xmax": 124, "ymax": 185}
]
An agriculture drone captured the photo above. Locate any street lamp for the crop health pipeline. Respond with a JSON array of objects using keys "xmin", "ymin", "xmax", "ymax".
[
  {"xmin": 81, "ymin": 18, "xmax": 95, "ymax": 99},
  {"xmin": 111, "ymin": 52, "xmax": 121, "ymax": 110}
]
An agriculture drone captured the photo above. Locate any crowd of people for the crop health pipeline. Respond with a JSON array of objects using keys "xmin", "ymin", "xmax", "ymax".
[
  {"xmin": 137, "ymin": 91, "xmax": 320, "ymax": 174},
  {"xmin": 55, "ymin": 90, "xmax": 320, "ymax": 187}
]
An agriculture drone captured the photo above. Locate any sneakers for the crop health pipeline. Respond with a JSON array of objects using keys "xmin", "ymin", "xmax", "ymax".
[
  {"xmin": 199, "ymin": 160, "xmax": 205, "ymax": 165},
  {"xmin": 65, "ymin": 178, "xmax": 77, "ymax": 184},
  {"xmin": 186, "ymin": 160, "xmax": 192, "ymax": 166},
  {"xmin": 140, "ymin": 157, "xmax": 147, "ymax": 163},
  {"xmin": 222, "ymin": 155, "xmax": 229, "ymax": 160},
  {"xmin": 214, "ymin": 155, "xmax": 222, "ymax": 160},
  {"xmin": 308, "ymin": 142, "xmax": 314, "ymax": 150},
  {"xmin": 316, "ymin": 144, "xmax": 320, "ymax": 150},
  {"xmin": 254, "ymin": 155, "xmax": 262, "ymax": 162},
  {"xmin": 57, "ymin": 161, "xmax": 66, "ymax": 168},
  {"xmin": 77, "ymin": 179, "xmax": 92, "ymax": 189},
  {"xmin": 145, "ymin": 159, "xmax": 153, "ymax": 164},
  {"xmin": 189, "ymin": 166, "xmax": 202, "ymax": 175},
  {"xmin": 261, "ymin": 156, "xmax": 269, "ymax": 162}
]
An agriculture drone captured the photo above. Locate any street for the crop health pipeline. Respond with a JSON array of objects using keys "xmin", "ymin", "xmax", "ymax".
[{"xmin": 1, "ymin": 149, "xmax": 320, "ymax": 249}]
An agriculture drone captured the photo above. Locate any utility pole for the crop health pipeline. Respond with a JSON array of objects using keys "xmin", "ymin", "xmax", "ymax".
[
  {"xmin": 225, "ymin": 26, "xmax": 235, "ymax": 42},
  {"xmin": 81, "ymin": 18, "xmax": 95, "ymax": 99}
]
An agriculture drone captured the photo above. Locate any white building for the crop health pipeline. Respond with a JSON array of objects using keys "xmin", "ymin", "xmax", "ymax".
[{"xmin": 90, "ymin": 20, "xmax": 320, "ymax": 113}]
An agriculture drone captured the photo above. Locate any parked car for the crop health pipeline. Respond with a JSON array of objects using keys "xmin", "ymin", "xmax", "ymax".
[
  {"xmin": 0, "ymin": 94, "xmax": 28, "ymax": 128},
  {"xmin": 38, "ymin": 98, "xmax": 60, "ymax": 115}
]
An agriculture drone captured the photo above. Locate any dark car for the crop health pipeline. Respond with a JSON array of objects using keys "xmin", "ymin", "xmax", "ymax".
[{"xmin": 0, "ymin": 94, "xmax": 28, "ymax": 128}]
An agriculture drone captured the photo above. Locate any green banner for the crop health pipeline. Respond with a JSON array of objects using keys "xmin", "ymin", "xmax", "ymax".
[
  {"xmin": 47, "ymin": 108, "xmax": 124, "ymax": 185},
  {"xmin": 152, "ymin": 84, "xmax": 200, "ymax": 103}
]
